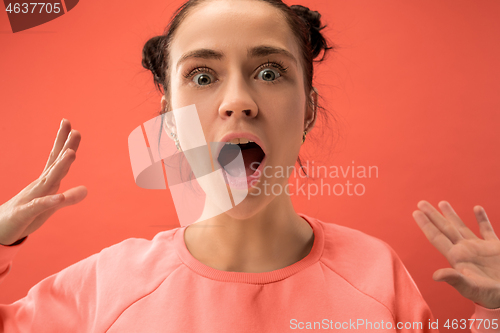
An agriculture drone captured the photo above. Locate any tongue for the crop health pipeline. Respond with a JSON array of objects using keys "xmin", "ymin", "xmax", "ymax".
[
  {"xmin": 241, "ymin": 147, "xmax": 263, "ymax": 177},
  {"xmin": 218, "ymin": 145, "xmax": 264, "ymax": 178}
]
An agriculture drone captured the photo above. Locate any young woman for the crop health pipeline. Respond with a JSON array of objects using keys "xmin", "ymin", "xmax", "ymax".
[{"xmin": 1, "ymin": 0, "xmax": 499, "ymax": 331}]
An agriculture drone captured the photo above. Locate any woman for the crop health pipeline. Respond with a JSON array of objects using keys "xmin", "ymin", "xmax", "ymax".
[{"xmin": 1, "ymin": 0, "xmax": 500, "ymax": 331}]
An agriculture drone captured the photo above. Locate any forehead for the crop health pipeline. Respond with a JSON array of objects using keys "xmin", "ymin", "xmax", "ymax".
[{"xmin": 170, "ymin": 0, "xmax": 299, "ymax": 65}]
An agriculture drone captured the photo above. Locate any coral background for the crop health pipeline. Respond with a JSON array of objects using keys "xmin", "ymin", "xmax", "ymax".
[{"xmin": 0, "ymin": 0, "xmax": 499, "ymax": 329}]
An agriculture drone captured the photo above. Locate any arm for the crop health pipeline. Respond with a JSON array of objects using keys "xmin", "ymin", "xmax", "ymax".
[
  {"xmin": 0, "ymin": 237, "xmax": 27, "ymax": 285},
  {"xmin": 0, "ymin": 240, "xmax": 99, "ymax": 332},
  {"xmin": 0, "ymin": 120, "xmax": 99, "ymax": 332},
  {"xmin": 385, "ymin": 243, "xmax": 439, "ymax": 332}
]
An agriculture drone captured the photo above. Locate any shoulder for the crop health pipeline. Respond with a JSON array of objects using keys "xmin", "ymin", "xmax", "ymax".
[
  {"xmin": 316, "ymin": 217, "xmax": 407, "ymax": 280},
  {"xmin": 310, "ymin": 217, "xmax": 427, "ymax": 317},
  {"xmin": 317, "ymin": 218, "xmax": 399, "ymax": 267},
  {"xmin": 96, "ymin": 227, "xmax": 182, "ymax": 273},
  {"xmin": 22, "ymin": 227, "xmax": 185, "ymax": 315},
  {"xmin": 70, "ymin": 227, "xmax": 186, "ymax": 306}
]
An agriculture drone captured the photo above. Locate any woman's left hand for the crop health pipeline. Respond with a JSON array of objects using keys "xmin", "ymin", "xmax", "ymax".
[{"xmin": 413, "ymin": 200, "xmax": 500, "ymax": 309}]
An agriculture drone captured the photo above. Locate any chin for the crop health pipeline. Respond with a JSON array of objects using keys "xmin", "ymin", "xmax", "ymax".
[{"xmin": 222, "ymin": 194, "xmax": 272, "ymax": 221}]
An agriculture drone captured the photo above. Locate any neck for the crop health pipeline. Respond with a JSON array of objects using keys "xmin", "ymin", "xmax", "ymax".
[{"xmin": 184, "ymin": 193, "xmax": 314, "ymax": 273}]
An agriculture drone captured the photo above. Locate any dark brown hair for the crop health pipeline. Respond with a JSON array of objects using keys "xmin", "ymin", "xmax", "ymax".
[{"xmin": 142, "ymin": 0, "xmax": 336, "ymax": 176}]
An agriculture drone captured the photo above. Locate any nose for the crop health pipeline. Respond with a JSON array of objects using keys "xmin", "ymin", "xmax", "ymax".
[{"xmin": 218, "ymin": 74, "xmax": 258, "ymax": 119}]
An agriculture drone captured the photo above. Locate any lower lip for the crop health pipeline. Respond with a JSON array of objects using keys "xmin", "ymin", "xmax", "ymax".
[{"xmin": 220, "ymin": 156, "xmax": 266, "ymax": 190}]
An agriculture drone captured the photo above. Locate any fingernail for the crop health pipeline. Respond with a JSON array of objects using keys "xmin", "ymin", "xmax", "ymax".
[{"xmin": 60, "ymin": 118, "xmax": 65, "ymax": 128}]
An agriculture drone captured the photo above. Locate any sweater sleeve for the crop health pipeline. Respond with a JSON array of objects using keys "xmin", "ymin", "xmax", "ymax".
[
  {"xmin": 385, "ymin": 246, "xmax": 439, "ymax": 332},
  {"xmin": 470, "ymin": 304, "xmax": 500, "ymax": 332},
  {"xmin": 0, "ymin": 239, "xmax": 99, "ymax": 333},
  {"xmin": 368, "ymin": 238, "xmax": 500, "ymax": 332},
  {"xmin": 0, "ymin": 237, "xmax": 27, "ymax": 285},
  {"xmin": 321, "ymin": 224, "xmax": 440, "ymax": 332}
]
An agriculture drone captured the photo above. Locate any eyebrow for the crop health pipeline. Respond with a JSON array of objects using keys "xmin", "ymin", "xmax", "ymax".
[{"xmin": 175, "ymin": 45, "xmax": 297, "ymax": 70}]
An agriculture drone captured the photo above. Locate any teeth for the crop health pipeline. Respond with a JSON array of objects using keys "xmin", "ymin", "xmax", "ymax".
[{"xmin": 227, "ymin": 138, "xmax": 254, "ymax": 145}]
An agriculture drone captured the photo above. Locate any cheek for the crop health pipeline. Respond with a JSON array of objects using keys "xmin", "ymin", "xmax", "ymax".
[
  {"xmin": 169, "ymin": 76, "xmax": 192, "ymax": 110},
  {"xmin": 169, "ymin": 82, "xmax": 215, "ymax": 139},
  {"xmin": 266, "ymin": 92, "xmax": 306, "ymax": 167},
  {"xmin": 170, "ymin": 86, "xmax": 219, "ymax": 118},
  {"xmin": 169, "ymin": 71, "xmax": 208, "ymax": 108},
  {"xmin": 267, "ymin": 91, "xmax": 305, "ymax": 133}
]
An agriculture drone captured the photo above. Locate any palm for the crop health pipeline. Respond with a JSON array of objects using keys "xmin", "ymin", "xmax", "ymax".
[{"xmin": 413, "ymin": 200, "xmax": 500, "ymax": 309}]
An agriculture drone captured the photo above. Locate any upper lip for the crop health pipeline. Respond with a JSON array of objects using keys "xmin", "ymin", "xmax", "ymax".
[{"xmin": 214, "ymin": 132, "xmax": 267, "ymax": 162}]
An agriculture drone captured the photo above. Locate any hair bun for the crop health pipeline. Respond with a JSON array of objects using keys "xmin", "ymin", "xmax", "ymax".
[
  {"xmin": 291, "ymin": 5, "xmax": 321, "ymax": 30},
  {"xmin": 142, "ymin": 35, "xmax": 167, "ymax": 92},
  {"xmin": 290, "ymin": 4, "xmax": 332, "ymax": 61}
]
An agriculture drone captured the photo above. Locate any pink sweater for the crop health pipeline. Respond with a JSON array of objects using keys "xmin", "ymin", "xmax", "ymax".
[{"xmin": 1, "ymin": 214, "xmax": 499, "ymax": 332}]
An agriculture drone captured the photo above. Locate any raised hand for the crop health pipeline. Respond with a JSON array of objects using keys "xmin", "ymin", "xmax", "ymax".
[
  {"xmin": 0, "ymin": 119, "xmax": 88, "ymax": 246},
  {"xmin": 413, "ymin": 200, "xmax": 500, "ymax": 309}
]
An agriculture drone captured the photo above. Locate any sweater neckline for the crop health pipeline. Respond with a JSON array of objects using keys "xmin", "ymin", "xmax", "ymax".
[{"xmin": 174, "ymin": 213, "xmax": 324, "ymax": 284}]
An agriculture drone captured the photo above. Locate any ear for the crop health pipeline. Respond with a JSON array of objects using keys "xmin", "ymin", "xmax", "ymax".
[
  {"xmin": 161, "ymin": 95, "xmax": 177, "ymax": 139},
  {"xmin": 304, "ymin": 87, "xmax": 318, "ymax": 132}
]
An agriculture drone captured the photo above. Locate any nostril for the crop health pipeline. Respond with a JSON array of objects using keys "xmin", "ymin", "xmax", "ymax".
[{"xmin": 224, "ymin": 110, "xmax": 252, "ymax": 116}]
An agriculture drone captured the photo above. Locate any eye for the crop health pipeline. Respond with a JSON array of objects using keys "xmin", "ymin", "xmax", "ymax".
[
  {"xmin": 183, "ymin": 66, "xmax": 217, "ymax": 87},
  {"xmin": 257, "ymin": 68, "xmax": 280, "ymax": 82},
  {"xmin": 193, "ymin": 72, "xmax": 214, "ymax": 86},
  {"xmin": 255, "ymin": 61, "xmax": 288, "ymax": 83}
]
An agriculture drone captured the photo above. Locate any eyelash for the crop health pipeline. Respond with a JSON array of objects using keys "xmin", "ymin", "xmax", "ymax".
[{"xmin": 182, "ymin": 60, "xmax": 289, "ymax": 88}]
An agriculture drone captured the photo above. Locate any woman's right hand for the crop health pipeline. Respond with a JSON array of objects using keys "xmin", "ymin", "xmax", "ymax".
[{"xmin": 0, "ymin": 119, "xmax": 88, "ymax": 246}]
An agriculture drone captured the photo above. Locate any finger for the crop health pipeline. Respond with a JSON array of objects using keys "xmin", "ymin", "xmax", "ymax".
[
  {"xmin": 12, "ymin": 150, "xmax": 72, "ymax": 207},
  {"xmin": 432, "ymin": 268, "xmax": 474, "ymax": 299},
  {"xmin": 23, "ymin": 186, "xmax": 88, "ymax": 236},
  {"xmin": 30, "ymin": 149, "xmax": 76, "ymax": 199},
  {"xmin": 60, "ymin": 129, "xmax": 81, "ymax": 156},
  {"xmin": 432, "ymin": 267, "xmax": 485, "ymax": 302},
  {"xmin": 438, "ymin": 201, "xmax": 478, "ymax": 240},
  {"xmin": 10, "ymin": 192, "xmax": 66, "ymax": 228},
  {"xmin": 417, "ymin": 200, "xmax": 463, "ymax": 243},
  {"xmin": 42, "ymin": 129, "xmax": 81, "ymax": 178},
  {"xmin": 43, "ymin": 119, "xmax": 71, "ymax": 172},
  {"xmin": 413, "ymin": 209, "xmax": 453, "ymax": 256},
  {"xmin": 474, "ymin": 205, "xmax": 498, "ymax": 241},
  {"xmin": 432, "ymin": 267, "xmax": 464, "ymax": 283},
  {"xmin": 56, "ymin": 185, "xmax": 87, "ymax": 207},
  {"xmin": 46, "ymin": 148, "xmax": 76, "ymax": 184}
]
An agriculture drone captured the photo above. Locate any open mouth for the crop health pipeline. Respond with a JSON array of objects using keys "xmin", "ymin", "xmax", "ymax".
[{"xmin": 217, "ymin": 141, "xmax": 265, "ymax": 178}]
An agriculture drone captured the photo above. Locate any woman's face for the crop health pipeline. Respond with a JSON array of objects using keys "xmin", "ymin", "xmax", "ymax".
[{"xmin": 165, "ymin": 0, "xmax": 315, "ymax": 218}]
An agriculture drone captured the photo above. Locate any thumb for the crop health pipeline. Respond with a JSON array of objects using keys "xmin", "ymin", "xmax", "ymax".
[
  {"xmin": 56, "ymin": 186, "xmax": 87, "ymax": 208},
  {"xmin": 433, "ymin": 268, "xmax": 466, "ymax": 287},
  {"xmin": 432, "ymin": 268, "xmax": 486, "ymax": 305},
  {"xmin": 16, "ymin": 194, "xmax": 65, "ymax": 224},
  {"xmin": 2, "ymin": 194, "xmax": 66, "ymax": 244},
  {"xmin": 432, "ymin": 267, "xmax": 479, "ymax": 298}
]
